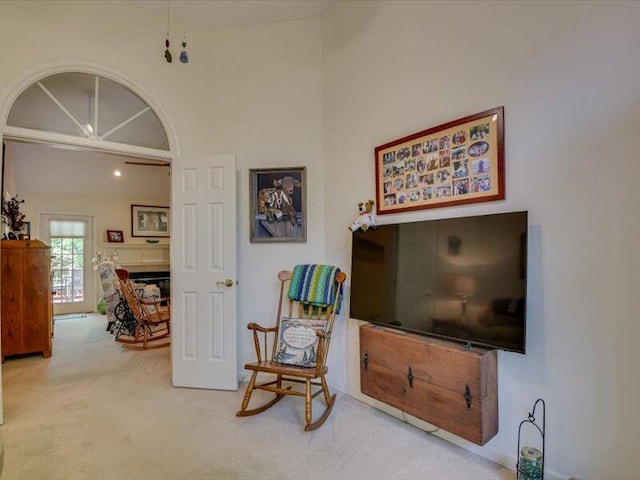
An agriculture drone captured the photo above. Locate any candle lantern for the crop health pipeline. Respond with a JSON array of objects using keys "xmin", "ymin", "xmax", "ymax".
[{"xmin": 516, "ymin": 398, "xmax": 545, "ymax": 480}]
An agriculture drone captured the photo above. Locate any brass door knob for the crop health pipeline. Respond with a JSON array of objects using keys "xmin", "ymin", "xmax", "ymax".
[{"xmin": 216, "ymin": 279, "xmax": 234, "ymax": 288}]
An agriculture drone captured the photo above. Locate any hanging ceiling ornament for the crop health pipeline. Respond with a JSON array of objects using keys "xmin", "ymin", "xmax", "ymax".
[
  {"xmin": 180, "ymin": 3, "xmax": 189, "ymax": 63},
  {"xmin": 180, "ymin": 40, "xmax": 189, "ymax": 64},
  {"xmin": 164, "ymin": 1, "xmax": 173, "ymax": 63}
]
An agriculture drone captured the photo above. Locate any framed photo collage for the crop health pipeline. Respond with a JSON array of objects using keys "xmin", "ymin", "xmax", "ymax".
[{"xmin": 375, "ymin": 106, "xmax": 504, "ymax": 215}]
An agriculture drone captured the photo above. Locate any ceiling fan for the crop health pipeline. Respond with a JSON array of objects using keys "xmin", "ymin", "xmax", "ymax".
[{"xmin": 124, "ymin": 160, "xmax": 170, "ymax": 167}]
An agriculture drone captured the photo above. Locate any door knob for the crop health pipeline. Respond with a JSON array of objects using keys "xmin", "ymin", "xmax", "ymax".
[{"xmin": 216, "ymin": 278, "xmax": 234, "ymax": 288}]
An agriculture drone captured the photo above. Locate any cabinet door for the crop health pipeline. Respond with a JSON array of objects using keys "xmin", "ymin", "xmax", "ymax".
[
  {"xmin": 1, "ymin": 247, "xmax": 24, "ymax": 355},
  {"xmin": 22, "ymin": 248, "xmax": 51, "ymax": 354}
]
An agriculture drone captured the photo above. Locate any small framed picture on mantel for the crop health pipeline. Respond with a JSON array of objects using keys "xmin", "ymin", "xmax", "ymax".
[
  {"xmin": 19, "ymin": 221, "xmax": 31, "ymax": 240},
  {"xmin": 107, "ymin": 230, "xmax": 124, "ymax": 243}
]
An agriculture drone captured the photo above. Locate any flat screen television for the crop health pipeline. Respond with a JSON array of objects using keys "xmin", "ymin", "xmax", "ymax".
[{"xmin": 350, "ymin": 211, "xmax": 527, "ymax": 353}]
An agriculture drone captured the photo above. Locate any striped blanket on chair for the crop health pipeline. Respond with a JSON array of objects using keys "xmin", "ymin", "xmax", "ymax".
[{"xmin": 288, "ymin": 264, "xmax": 343, "ymax": 313}]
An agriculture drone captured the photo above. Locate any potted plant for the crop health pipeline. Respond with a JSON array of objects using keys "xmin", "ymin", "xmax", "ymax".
[{"xmin": 1, "ymin": 195, "xmax": 26, "ymax": 238}]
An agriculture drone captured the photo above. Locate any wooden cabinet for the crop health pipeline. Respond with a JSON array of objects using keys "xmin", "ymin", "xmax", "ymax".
[
  {"xmin": 1, "ymin": 240, "xmax": 53, "ymax": 359},
  {"xmin": 359, "ymin": 324, "xmax": 498, "ymax": 445}
]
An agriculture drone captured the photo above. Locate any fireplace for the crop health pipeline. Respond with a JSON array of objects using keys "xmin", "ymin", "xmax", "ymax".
[{"xmin": 128, "ymin": 271, "xmax": 170, "ymax": 298}]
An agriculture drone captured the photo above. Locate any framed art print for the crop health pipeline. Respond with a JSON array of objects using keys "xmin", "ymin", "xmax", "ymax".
[
  {"xmin": 131, "ymin": 205, "xmax": 170, "ymax": 237},
  {"xmin": 249, "ymin": 167, "xmax": 306, "ymax": 243},
  {"xmin": 375, "ymin": 106, "xmax": 504, "ymax": 215}
]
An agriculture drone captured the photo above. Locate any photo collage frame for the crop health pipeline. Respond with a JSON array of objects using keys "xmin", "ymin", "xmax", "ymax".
[{"xmin": 375, "ymin": 107, "xmax": 504, "ymax": 215}]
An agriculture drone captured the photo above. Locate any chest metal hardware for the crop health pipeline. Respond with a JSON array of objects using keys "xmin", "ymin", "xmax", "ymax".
[
  {"xmin": 407, "ymin": 366, "xmax": 414, "ymax": 388},
  {"xmin": 464, "ymin": 384, "xmax": 473, "ymax": 409}
]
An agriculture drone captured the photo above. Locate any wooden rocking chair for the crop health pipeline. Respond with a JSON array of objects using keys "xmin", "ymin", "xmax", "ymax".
[
  {"xmin": 237, "ymin": 268, "xmax": 346, "ymax": 431},
  {"xmin": 115, "ymin": 268, "xmax": 171, "ymax": 350}
]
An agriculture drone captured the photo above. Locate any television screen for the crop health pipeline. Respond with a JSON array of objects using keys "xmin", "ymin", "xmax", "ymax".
[{"xmin": 350, "ymin": 211, "xmax": 527, "ymax": 353}]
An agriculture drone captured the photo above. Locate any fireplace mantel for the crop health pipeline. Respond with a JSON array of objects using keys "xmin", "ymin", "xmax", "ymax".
[{"xmin": 97, "ymin": 243, "xmax": 169, "ymax": 271}]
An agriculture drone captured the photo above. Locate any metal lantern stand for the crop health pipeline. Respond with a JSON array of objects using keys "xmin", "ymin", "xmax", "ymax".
[{"xmin": 516, "ymin": 398, "xmax": 545, "ymax": 480}]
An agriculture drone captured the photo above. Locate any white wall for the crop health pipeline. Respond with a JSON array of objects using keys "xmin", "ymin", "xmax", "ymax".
[
  {"xmin": 0, "ymin": 0, "xmax": 325, "ymax": 423},
  {"xmin": 18, "ymin": 190, "xmax": 167, "ymax": 245},
  {"xmin": 323, "ymin": 1, "xmax": 640, "ymax": 479},
  {"xmin": 197, "ymin": 19, "xmax": 325, "ymax": 369},
  {"xmin": 3, "ymin": 0, "xmax": 640, "ymax": 478}
]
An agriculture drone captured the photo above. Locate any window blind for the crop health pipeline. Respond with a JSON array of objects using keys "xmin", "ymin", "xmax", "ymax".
[{"xmin": 49, "ymin": 220, "xmax": 87, "ymax": 237}]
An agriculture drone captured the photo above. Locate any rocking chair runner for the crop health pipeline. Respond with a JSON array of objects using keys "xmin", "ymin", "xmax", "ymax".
[
  {"xmin": 236, "ymin": 268, "xmax": 346, "ymax": 431},
  {"xmin": 115, "ymin": 268, "xmax": 171, "ymax": 350}
]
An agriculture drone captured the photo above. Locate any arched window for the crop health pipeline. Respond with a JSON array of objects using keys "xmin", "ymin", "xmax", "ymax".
[{"xmin": 6, "ymin": 72, "xmax": 169, "ymax": 155}]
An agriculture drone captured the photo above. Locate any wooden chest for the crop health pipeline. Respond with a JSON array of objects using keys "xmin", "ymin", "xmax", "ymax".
[{"xmin": 359, "ymin": 324, "xmax": 498, "ymax": 445}]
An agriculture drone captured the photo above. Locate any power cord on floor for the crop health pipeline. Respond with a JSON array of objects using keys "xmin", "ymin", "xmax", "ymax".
[
  {"xmin": 342, "ymin": 389, "xmax": 440, "ymax": 435},
  {"xmin": 401, "ymin": 410, "xmax": 440, "ymax": 434}
]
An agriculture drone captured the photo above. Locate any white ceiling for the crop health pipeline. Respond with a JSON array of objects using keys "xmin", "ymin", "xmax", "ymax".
[
  {"xmin": 127, "ymin": 0, "xmax": 336, "ymax": 31},
  {"xmin": 7, "ymin": 141, "xmax": 170, "ymax": 201}
]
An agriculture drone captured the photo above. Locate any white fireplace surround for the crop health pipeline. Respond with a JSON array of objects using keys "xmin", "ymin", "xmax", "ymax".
[{"xmin": 97, "ymin": 242, "xmax": 169, "ymax": 273}]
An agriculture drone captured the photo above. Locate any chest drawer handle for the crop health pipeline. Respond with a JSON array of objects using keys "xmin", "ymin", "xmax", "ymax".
[
  {"xmin": 407, "ymin": 366, "xmax": 414, "ymax": 388},
  {"xmin": 362, "ymin": 352, "xmax": 369, "ymax": 370}
]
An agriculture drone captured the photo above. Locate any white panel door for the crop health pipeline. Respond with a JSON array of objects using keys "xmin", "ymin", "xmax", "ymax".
[{"xmin": 171, "ymin": 155, "xmax": 238, "ymax": 390}]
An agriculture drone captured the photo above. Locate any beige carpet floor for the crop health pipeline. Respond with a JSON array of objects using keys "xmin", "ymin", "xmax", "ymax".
[{"xmin": 0, "ymin": 314, "xmax": 512, "ymax": 480}]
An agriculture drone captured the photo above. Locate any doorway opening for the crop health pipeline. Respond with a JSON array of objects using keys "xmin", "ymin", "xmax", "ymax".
[
  {"xmin": 0, "ymin": 64, "xmax": 177, "ymax": 423},
  {"xmin": 41, "ymin": 215, "xmax": 94, "ymax": 315},
  {"xmin": 2, "ymin": 68, "xmax": 173, "ymax": 318}
]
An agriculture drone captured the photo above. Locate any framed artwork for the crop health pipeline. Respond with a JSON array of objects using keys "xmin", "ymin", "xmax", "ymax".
[
  {"xmin": 131, "ymin": 205, "xmax": 170, "ymax": 238},
  {"xmin": 18, "ymin": 222, "xmax": 31, "ymax": 240},
  {"xmin": 106, "ymin": 229, "xmax": 124, "ymax": 243},
  {"xmin": 249, "ymin": 167, "xmax": 306, "ymax": 243},
  {"xmin": 375, "ymin": 106, "xmax": 504, "ymax": 215},
  {"xmin": 19, "ymin": 221, "xmax": 31, "ymax": 240}
]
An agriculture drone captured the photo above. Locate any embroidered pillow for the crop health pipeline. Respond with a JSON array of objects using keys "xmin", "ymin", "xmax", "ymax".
[{"xmin": 273, "ymin": 317, "xmax": 326, "ymax": 367}]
